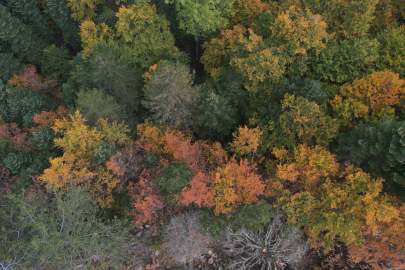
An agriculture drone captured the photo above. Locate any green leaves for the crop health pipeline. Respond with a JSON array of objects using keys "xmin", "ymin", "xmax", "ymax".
[
  {"xmin": 153, "ymin": 161, "xmax": 193, "ymax": 204},
  {"xmin": 1, "ymin": 186, "xmax": 134, "ymax": 269},
  {"xmin": 143, "ymin": 60, "xmax": 201, "ymax": 129},
  {"xmin": 311, "ymin": 38, "xmax": 380, "ymax": 83},
  {"xmin": 0, "ymin": 8, "xmax": 46, "ymax": 65},
  {"xmin": 76, "ymin": 88, "xmax": 128, "ymax": 126}
]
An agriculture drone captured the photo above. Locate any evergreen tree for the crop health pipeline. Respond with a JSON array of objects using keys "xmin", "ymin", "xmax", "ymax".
[
  {"xmin": 143, "ymin": 60, "xmax": 201, "ymax": 129},
  {"xmin": 75, "ymin": 88, "xmax": 128, "ymax": 126},
  {"xmin": 0, "ymin": 185, "xmax": 134, "ymax": 269},
  {"xmin": 8, "ymin": 0, "xmax": 54, "ymax": 43},
  {"xmin": 0, "ymin": 52, "xmax": 21, "ymax": 81},
  {"xmin": 44, "ymin": 0, "xmax": 81, "ymax": 50},
  {"xmin": 0, "ymin": 8, "xmax": 46, "ymax": 65},
  {"xmin": 72, "ymin": 40, "xmax": 141, "ymax": 116},
  {"xmin": 41, "ymin": 45, "xmax": 72, "ymax": 83},
  {"xmin": 338, "ymin": 117, "xmax": 405, "ymax": 187}
]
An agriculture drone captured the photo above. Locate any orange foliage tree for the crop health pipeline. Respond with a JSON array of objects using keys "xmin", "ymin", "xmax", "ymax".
[
  {"xmin": 348, "ymin": 201, "xmax": 405, "ymax": 270},
  {"xmin": 331, "ymin": 70, "xmax": 405, "ymax": 128},
  {"xmin": 9, "ymin": 65, "xmax": 60, "ymax": 98},
  {"xmin": 200, "ymin": 24, "xmax": 247, "ymax": 80},
  {"xmin": 31, "ymin": 106, "xmax": 68, "ymax": 130},
  {"xmin": 210, "ymin": 157, "xmax": 265, "ymax": 215}
]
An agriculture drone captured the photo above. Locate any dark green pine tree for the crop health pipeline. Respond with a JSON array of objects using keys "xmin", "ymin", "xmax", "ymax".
[
  {"xmin": 0, "ymin": 82, "xmax": 58, "ymax": 126},
  {"xmin": 0, "ymin": 52, "xmax": 22, "ymax": 81},
  {"xmin": 44, "ymin": 0, "xmax": 81, "ymax": 50},
  {"xmin": 8, "ymin": 0, "xmax": 54, "ymax": 43},
  {"xmin": 0, "ymin": 8, "xmax": 46, "ymax": 65},
  {"xmin": 338, "ymin": 117, "xmax": 405, "ymax": 187}
]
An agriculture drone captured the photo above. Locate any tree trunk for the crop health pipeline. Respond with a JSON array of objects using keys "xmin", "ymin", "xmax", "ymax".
[{"xmin": 196, "ymin": 35, "xmax": 200, "ymax": 64}]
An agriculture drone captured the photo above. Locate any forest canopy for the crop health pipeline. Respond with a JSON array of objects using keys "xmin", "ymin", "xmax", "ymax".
[{"xmin": 1, "ymin": 0, "xmax": 405, "ymax": 269}]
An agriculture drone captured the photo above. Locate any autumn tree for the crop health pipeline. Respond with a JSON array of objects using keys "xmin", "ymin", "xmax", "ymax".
[
  {"xmin": 67, "ymin": 0, "xmax": 103, "ymax": 23},
  {"xmin": 262, "ymin": 94, "xmax": 339, "ymax": 151},
  {"xmin": 230, "ymin": 31, "xmax": 286, "ymax": 95},
  {"xmin": 39, "ymin": 110, "xmax": 130, "ymax": 207},
  {"xmin": 268, "ymin": 5, "xmax": 330, "ymax": 76},
  {"xmin": 348, "ymin": 201, "xmax": 405, "ymax": 269},
  {"xmin": 309, "ymin": 0, "xmax": 379, "ymax": 40},
  {"xmin": 211, "ymin": 157, "xmax": 265, "ymax": 215},
  {"xmin": 143, "ymin": 60, "xmax": 201, "ymax": 129},
  {"xmin": 331, "ymin": 70, "xmax": 405, "ymax": 127},
  {"xmin": 201, "ymin": 24, "xmax": 247, "ymax": 80},
  {"xmin": 0, "ymin": 122, "xmax": 30, "ymax": 151},
  {"xmin": 276, "ymin": 148, "xmax": 398, "ymax": 251},
  {"xmin": 229, "ymin": 125, "xmax": 262, "ymax": 164}
]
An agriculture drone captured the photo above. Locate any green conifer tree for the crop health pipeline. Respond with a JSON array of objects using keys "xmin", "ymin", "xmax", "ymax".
[
  {"xmin": 8, "ymin": 0, "xmax": 54, "ymax": 43},
  {"xmin": 44, "ymin": 0, "xmax": 81, "ymax": 50},
  {"xmin": 0, "ymin": 8, "xmax": 46, "ymax": 65}
]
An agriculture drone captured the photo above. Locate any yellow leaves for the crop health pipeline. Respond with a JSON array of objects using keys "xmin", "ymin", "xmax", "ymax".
[
  {"xmin": 79, "ymin": 21, "xmax": 115, "ymax": 59},
  {"xmin": 40, "ymin": 110, "xmax": 128, "ymax": 207},
  {"xmin": 136, "ymin": 122, "xmax": 166, "ymax": 153},
  {"xmin": 271, "ymin": 5, "xmax": 329, "ymax": 56},
  {"xmin": 332, "ymin": 70, "xmax": 405, "ymax": 126},
  {"xmin": 53, "ymin": 110, "xmax": 104, "ymax": 157},
  {"xmin": 67, "ymin": 0, "xmax": 103, "ymax": 23},
  {"xmin": 229, "ymin": 125, "xmax": 262, "ymax": 159}
]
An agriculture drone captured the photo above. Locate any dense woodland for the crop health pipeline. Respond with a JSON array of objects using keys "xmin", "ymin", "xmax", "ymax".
[{"xmin": 1, "ymin": 0, "xmax": 405, "ymax": 269}]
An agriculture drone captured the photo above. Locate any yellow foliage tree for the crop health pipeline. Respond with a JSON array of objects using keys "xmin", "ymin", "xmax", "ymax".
[{"xmin": 40, "ymin": 110, "xmax": 130, "ymax": 207}]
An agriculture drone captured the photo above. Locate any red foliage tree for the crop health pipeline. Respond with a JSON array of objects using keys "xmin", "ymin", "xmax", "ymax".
[{"xmin": 0, "ymin": 122, "xmax": 30, "ymax": 151}]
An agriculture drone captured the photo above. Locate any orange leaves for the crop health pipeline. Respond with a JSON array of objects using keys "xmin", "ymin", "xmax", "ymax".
[
  {"xmin": 348, "ymin": 202, "xmax": 405, "ymax": 270},
  {"xmin": 275, "ymin": 144, "xmax": 339, "ymax": 187},
  {"xmin": 9, "ymin": 65, "xmax": 58, "ymax": 95},
  {"xmin": 211, "ymin": 157, "xmax": 265, "ymax": 215},
  {"xmin": 332, "ymin": 70, "xmax": 405, "ymax": 126},
  {"xmin": 176, "ymin": 171, "xmax": 214, "ymax": 208},
  {"xmin": 0, "ymin": 122, "xmax": 30, "ymax": 151},
  {"xmin": 31, "ymin": 106, "xmax": 68, "ymax": 130},
  {"xmin": 136, "ymin": 123, "xmax": 166, "ymax": 153},
  {"xmin": 201, "ymin": 24, "xmax": 247, "ymax": 80},
  {"xmin": 39, "ymin": 110, "xmax": 128, "ymax": 207}
]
